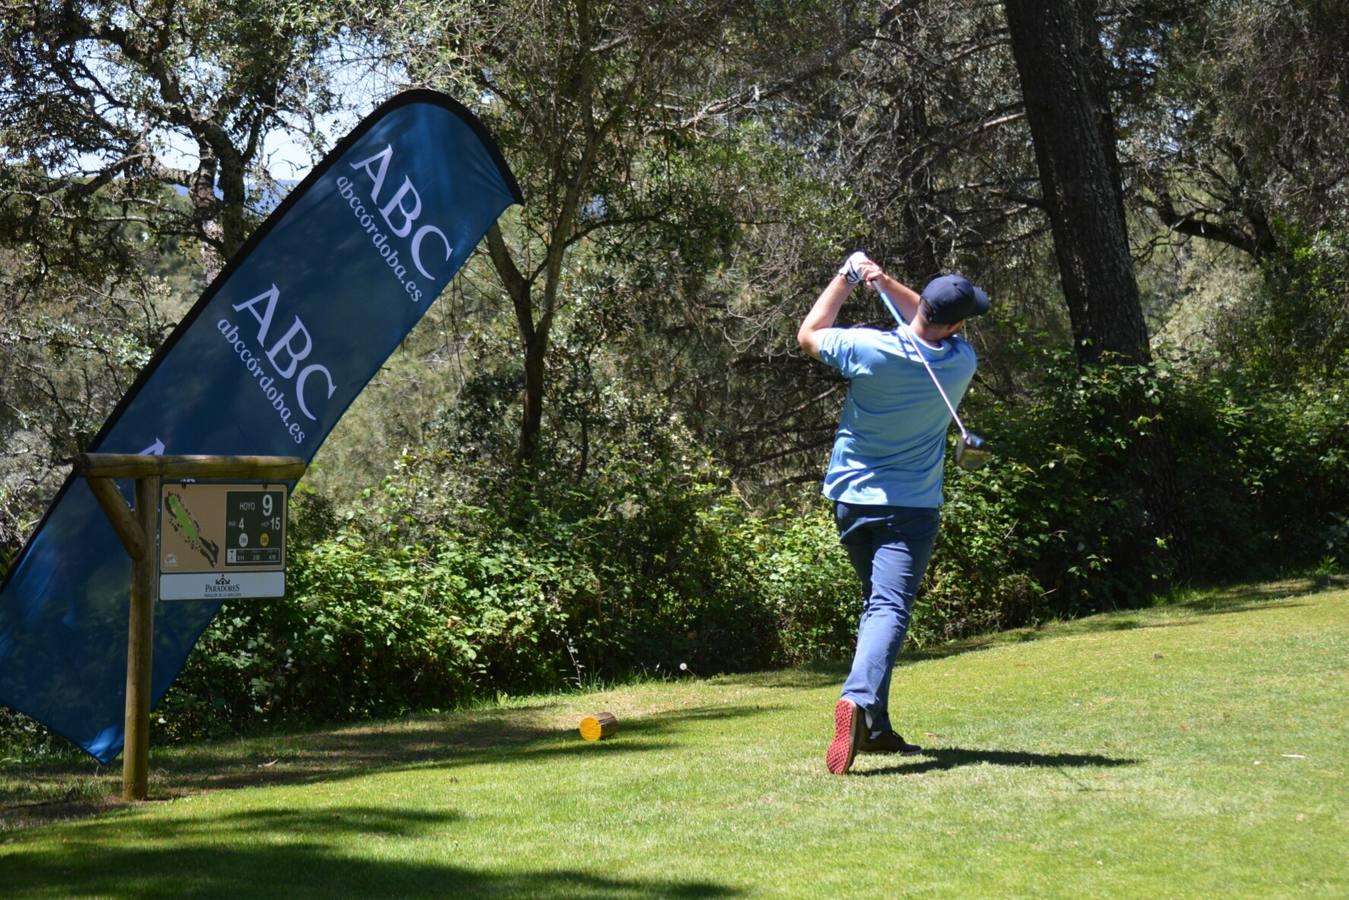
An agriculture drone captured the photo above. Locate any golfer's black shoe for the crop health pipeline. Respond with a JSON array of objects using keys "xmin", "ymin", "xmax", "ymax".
[{"xmin": 859, "ymin": 730, "xmax": 923, "ymax": 755}]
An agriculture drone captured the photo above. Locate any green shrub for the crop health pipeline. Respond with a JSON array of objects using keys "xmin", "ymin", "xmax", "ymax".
[
  {"xmin": 1212, "ymin": 228, "xmax": 1349, "ymax": 385},
  {"xmin": 1133, "ymin": 364, "xmax": 1346, "ymax": 582},
  {"xmin": 925, "ymin": 349, "xmax": 1349, "ymax": 637},
  {"xmin": 924, "ymin": 347, "xmax": 1180, "ymax": 627},
  {"xmin": 920, "ymin": 457, "xmax": 1053, "ymax": 643},
  {"xmin": 751, "ymin": 507, "xmax": 858, "ymax": 664},
  {"xmin": 160, "ymin": 437, "xmax": 776, "ymax": 738},
  {"xmin": 156, "ymin": 354, "xmax": 1347, "ymax": 742},
  {"xmin": 159, "ymin": 508, "xmax": 601, "ymax": 740}
]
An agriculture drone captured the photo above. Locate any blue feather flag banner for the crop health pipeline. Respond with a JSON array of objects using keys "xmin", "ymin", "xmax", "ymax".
[{"xmin": 0, "ymin": 90, "xmax": 522, "ymax": 763}]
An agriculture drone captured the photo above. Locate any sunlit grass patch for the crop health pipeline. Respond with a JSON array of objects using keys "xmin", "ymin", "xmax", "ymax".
[{"xmin": 1, "ymin": 579, "xmax": 1345, "ymax": 898}]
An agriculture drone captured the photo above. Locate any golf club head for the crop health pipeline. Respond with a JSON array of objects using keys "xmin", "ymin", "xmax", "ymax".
[{"xmin": 955, "ymin": 432, "xmax": 992, "ymax": 471}]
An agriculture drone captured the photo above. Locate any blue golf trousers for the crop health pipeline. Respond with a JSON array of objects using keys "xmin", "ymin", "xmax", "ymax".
[{"xmin": 835, "ymin": 501, "xmax": 940, "ymax": 739}]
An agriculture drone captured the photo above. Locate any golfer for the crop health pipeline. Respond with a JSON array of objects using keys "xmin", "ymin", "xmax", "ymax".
[{"xmin": 797, "ymin": 252, "xmax": 990, "ymax": 775}]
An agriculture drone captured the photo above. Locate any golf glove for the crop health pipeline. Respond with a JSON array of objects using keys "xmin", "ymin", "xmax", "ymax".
[{"xmin": 839, "ymin": 251, "xmax": 873, "ymax": 285}]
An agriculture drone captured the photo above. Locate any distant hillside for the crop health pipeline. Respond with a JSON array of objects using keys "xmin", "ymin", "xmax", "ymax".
[{"xmin": 171, "ymin": 179, "xmax": 300, "ymax": 215}]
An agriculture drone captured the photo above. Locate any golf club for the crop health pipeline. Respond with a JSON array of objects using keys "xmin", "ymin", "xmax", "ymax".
[{"xmin": 873, "ymin": 284, "xmax": 992, "ymax": 471}]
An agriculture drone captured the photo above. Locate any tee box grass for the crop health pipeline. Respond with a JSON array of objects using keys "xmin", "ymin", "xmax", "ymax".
[{"xmin": 1, "ymin": 578, "xmax": 1345, "ymax": 897}]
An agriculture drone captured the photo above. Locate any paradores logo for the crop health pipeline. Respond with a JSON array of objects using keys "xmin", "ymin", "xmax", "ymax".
[{"xmin": 205, "ymin": 575, "xmax": 241, "ymax": 596}]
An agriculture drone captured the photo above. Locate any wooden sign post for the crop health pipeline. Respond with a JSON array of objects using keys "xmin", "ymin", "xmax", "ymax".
[{"xmin": 75, "ymin": 453, "xmax": 306, "ymax": 801}]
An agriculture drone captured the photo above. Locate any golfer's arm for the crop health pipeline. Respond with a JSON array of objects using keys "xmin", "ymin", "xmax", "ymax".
[
  {"xmin": 871, "ymin": 272, "xmax": 921, "ymax": 323},
  {"xmin": 797, "ymin": 274, "xmax": 853, "ymax": 360}
]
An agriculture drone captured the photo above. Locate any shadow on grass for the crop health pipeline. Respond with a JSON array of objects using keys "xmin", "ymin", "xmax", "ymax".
[
  {"xmin": 733, "ymin": 668, "xmax": 844, "ymax": 691},
  {"xmin": 1, "ymin": 702, "xmax": 782, "ymax": 832},
  {"xmin": 855, "ymin": 746, "xmax": 1137, "ymax": 779},
  {"xmin": 619, "ymin": 702, "xmax": 788, "ymax": 732},
  {"xmin": 1172, "ymin": 574, "xmax": 1342, "ymax": 612},
  {"xmin": 902, "ymin": 575, "xmax": 1336, "ymax": 664},
  {"xmin": 0, "ymin": 804, "xmax": 743, "ymax": 898}
]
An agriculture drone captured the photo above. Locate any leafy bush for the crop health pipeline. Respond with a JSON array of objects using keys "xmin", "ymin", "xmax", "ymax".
[
  {"xmin": 159, "ymin": 423, "xmax": 777, "ymax": 738},
  {"xmin": 159, "ymin": 505, "xmax": 590, "ymax": 740},
  {"xmin": 1212, "ymin": 228, "xmax": 1349, "ymax": 385},
  {"xmin": 154, "ymin": 351, "xmax": 1347, "ymax": 742},
  {"xmin": 751, "ymin": 507, "xmax": 858, "ymax": 664},
  {"xmin": 920, "ymin": 458, "xmax": 1053, "ymax": 643},
  {"xmin": 924, "ymin": 348, "xmax": 1349, "ymax": 637},
  {"xmin": 1169, "ymin": 374, "xmax": 1349, "ymax": 575},
  {"xmin": 921, "ymin": 347, "xmax": 1181, "ymax": 635}
]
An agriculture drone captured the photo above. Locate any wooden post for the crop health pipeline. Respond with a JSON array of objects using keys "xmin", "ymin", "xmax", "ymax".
[
  {"xmin": 74, "ymin": 453, "xmax": 308, "ymax": 481},
  {"xmin": 75, "ymin": 453, "xmax": 305, "ymax": 801},
  {"xmin": 122, "ymin": 475, "xmax": 159, "ymax": 801}
]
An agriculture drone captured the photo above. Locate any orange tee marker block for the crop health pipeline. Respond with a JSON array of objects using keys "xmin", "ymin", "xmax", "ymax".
[{"xmin": 579, "ymin": 712, "xmax": 618, "ymax": 741}]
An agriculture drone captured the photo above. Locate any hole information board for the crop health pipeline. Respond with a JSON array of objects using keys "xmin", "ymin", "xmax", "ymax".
[{"xmin": 159, "ymin": 482, "xmax": 287, "ymax": 600}]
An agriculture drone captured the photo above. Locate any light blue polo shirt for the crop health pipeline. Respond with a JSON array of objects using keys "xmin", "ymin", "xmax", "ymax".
[{"xmin": 817, "ymin": 323, "xmax": 977, "ymax": 507}]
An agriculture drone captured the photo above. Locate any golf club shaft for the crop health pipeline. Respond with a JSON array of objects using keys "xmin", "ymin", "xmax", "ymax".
[{"xmin": 874, "ymin": 285, "xmax": 970, "ymax": 440}]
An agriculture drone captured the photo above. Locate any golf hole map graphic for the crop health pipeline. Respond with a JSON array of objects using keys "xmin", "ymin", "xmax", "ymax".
[
  {"xmin": 0, "ymin": 90, "xmax": 522, "ymax": 763},
  {"xmin": 159, "ymin": 484, "xmax": 288, "ymax": 601}
]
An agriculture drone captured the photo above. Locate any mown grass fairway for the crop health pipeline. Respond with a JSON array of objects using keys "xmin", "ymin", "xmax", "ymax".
[{"xmin": 2, "ymin": 579, "xmax": 1345, "ymax": 897}]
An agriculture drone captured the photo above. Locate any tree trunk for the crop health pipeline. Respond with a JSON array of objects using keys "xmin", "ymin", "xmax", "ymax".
[
  {"xmin": 1003, "ymin": 0, "xmax": 1150, "ymax": 365},
  {"xmin": 216, "ymin": 148, "xmax": 248, "ymax": 260},
  {"xmin": 486, "ymin": 224, "xmax": 547, "ymax": 462},
  {"xmin": 520, "ymin": 334, "xmax": 546, "ymax": 461},
  {"xmin": 190, "ymin": 153, "xmax": 225, "ymax": 281},
  {"xmin": 1004, "ymin": 0, "xmax": 1192, "ymax": 575}
]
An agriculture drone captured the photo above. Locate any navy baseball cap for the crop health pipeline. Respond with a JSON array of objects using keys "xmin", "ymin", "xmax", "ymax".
[{"xmin": 920, "ymin": 274, "xmax": 990, "ymax": 324}]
